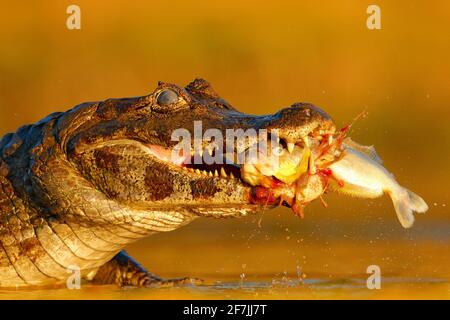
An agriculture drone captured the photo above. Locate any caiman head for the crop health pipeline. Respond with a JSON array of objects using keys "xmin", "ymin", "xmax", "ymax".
[{"xmin": 10, "ymin": 79, "xmax": 335, "ymax": 233}]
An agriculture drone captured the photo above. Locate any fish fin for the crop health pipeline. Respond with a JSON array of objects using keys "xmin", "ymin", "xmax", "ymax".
[
  {"xmin": 389, "ymin": 189, "xmax": 428, "ymax": 228},
  {"xmin": 343, "ymin": 138, "xmax": 383, "ymax": 164},
  {"xmin": 406, "ymin": 189, "xmax": 429, "ymax": 213},
  {"xmin": 328, "ymin": 180, "xmax": 383, "ymax": 199}
]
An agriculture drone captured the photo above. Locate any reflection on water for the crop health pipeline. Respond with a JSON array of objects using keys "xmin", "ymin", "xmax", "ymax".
[
  {"xmin": 1, "ymin": 212, "xmax": 449, "ymax": 300},
  {"xmin": 1, "ymin": 277, "xmax": 448, "ymax": 300}
]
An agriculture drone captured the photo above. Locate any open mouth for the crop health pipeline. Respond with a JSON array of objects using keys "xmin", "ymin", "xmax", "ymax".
[
  {"xmin": 75, "ymin": 124, "xmax": 344, "ymax": 214},
  {"xmin": 143, "ymin": 144, "xmax": 243, "ymax": 180},
  {"xmin": 142, "ymin": 142, "xmax": 290, "ymax": 209},
  {"xmin": 143, "ymin": 127, "xmax": 345, "ymax": 214}
]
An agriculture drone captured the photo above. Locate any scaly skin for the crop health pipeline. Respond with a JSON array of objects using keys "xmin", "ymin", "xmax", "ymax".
[{"xmin": 0, "ymin": 79, "xmax": 335, "ymax": 288}]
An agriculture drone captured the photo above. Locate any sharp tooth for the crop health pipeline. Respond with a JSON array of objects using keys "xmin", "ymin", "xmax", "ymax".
[
  {"xmin": 230, "ymin": 172, "xmax": 235, "ymax": 179},
  {"xmin": 202, "ymin": 170, "xmax": 208, "ymax": 176},
  {"xmin": 195, "ymin": 169, "xmax": 201, "ymax": 174},
  {"xmin": 287, "ymin": 142, "xmax": 295, "ymax": 154},
  {"xmin": 208, "ymin": 171, "xmax": 213, "ymax": 177},
  {"xmin": 220, "ymin": 167, "xmax": 227, "ymax": 178},
  {"xmin": 303, "ymin": 137, "xmax": 310, "ymax": 148},
  {"xmin": 214, "ymin": 170, "xmax": 219, "ymax": 177},
  {"xmin": 189, "ymin": 168, "xmax": 194, "ymax": 172}
]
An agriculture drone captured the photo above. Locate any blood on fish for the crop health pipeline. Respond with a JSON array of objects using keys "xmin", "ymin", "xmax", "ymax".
[
  {"xmin": 271, "ymin": 177, "xmax": 284, "ymax": 188},
  {"xmin": 250, "ymin": 186, "xmax": 277, "ymax": 204},
  {"xmin": 318, "ymin": 168, "xmax": 332, "ymax": 177}
]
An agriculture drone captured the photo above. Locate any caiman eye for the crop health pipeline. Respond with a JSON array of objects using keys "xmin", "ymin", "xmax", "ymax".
[{"xmin": 156, "ymin": 89, "xmax": 179, "ymax": 106}]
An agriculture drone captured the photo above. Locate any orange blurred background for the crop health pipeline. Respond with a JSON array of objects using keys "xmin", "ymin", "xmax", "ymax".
[{"xmin": 0, "ymin": 1, "xmax": 449, "ymax": 299}]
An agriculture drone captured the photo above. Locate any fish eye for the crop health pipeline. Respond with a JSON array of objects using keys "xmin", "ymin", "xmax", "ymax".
[{"xmin": 156, "ymin": 89, "xmax": 179, "ymax": 106}]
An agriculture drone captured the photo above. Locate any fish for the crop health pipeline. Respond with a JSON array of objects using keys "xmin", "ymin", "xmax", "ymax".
[
  {"xmin": 240, "ymin": 142, "xmax": 311, "ymax": 186},
  {"xmin": 240, "ymin": 133, "xmax": 428, "ymax": 228},
  {"xmin": 328, "ymin": 143, "xmax": 429, "ymax": 228}
]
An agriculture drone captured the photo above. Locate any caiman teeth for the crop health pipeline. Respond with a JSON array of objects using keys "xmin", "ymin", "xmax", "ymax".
[
  {"xmin": 220, "ymin": 167, "xmax": 227, "ymax": 178},
  {"xmin": 303, "ymin": 136, "xmax": 310, "ymax": 148},
  {"xmin": 287, "ymin": 142, "xmax": 295, "ymax": 154},
  {"xmin": 182, "ymin": 165, "xmax": 237, "ymax": 180},
  {"xmin": 146, "ymin": 144, "xmax": 239, "ymax": 181}
]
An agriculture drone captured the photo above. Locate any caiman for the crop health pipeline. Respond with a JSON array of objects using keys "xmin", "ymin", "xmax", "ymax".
[{"xmin": 0, "ymin": 79, "xmax": 427, "ymax": 288}]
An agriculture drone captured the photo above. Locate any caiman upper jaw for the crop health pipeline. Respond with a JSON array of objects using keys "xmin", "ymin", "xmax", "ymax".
[
  {"xmin": 265, "ymin": 102, "xmax": 336, "ymax": 145},
  {"xmin": 63, "ymin": 79, "xmax": 340, "ymax": 217}
]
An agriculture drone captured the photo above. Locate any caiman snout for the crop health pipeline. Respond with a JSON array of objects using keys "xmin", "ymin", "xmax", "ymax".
[{"xmin": 264, "ymin": 102, "xmax": 336, "ymax": 145}]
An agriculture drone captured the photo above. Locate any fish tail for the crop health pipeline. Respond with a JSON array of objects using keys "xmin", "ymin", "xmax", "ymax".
[{"xmin": 389, "ymin": 188, "xmax": 428, "ymax": 228}]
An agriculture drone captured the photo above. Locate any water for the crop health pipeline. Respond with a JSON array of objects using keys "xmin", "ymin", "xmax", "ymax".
[
  {"xmin": 1, "ymin": 276, "xmax": 448, "ymax": 300},
  {"xmin": 0, "ymin": 214, "xmax": 448, "ymax": 299}
]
